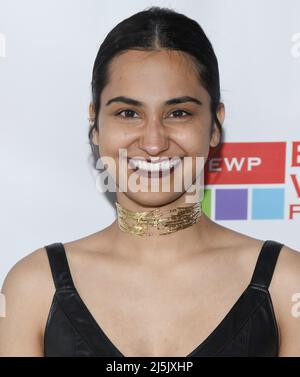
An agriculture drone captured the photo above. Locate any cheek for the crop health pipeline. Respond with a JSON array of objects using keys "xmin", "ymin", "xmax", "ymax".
[
  {"xmin": 98, "ymin": 125, "xmax": 126, "ymax": 157},
  {"xmin": 175, "ymin": 123, "xmax": 212, "ymax": 156}
]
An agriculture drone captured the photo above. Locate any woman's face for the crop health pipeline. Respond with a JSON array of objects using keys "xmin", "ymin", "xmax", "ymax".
[{"xmin": 91, "ymin": 49, "xmax": 224, "ymax": 208}]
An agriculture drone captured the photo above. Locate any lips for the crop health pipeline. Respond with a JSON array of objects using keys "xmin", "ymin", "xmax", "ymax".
[{"xmin": 126, "ymin": 156, "xmax": 183, "ymax": 177}]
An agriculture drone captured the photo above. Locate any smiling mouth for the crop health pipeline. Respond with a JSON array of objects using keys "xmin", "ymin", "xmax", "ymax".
[{"xmin": 126, "ymin": 156, "xmax": 184, "ymax": 177}]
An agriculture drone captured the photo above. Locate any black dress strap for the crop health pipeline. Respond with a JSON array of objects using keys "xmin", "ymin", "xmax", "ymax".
[
  {"xmin": 44, "ymin": 242, "xmax": 75, "ymax": 291},
  {"xmin": 249, "ymin": 240, "xmax": 284, "ymax": 290}
]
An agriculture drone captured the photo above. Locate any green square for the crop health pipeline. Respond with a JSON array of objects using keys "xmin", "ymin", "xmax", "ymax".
[{"xmin": 202, "ymin": 189, "xmax": 212, "ymax": 218}]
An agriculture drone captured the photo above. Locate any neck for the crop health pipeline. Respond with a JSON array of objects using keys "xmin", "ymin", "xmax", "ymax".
[
  {"xmin": 116, "ymin": 201, "xmax": 201, "ymax": 236},
  {"xmin": 110, "ymin": 192, "xmax": 214, "ymax": 264}
]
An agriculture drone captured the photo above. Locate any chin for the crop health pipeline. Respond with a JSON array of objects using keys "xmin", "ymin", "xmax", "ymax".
[{"xmin": 124, "ymin": 191, "xmax": 185, "ymax": 209}]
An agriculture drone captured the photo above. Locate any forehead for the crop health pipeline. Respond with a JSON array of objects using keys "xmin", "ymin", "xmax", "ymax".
[{"xmin": 101, "ymin": 49, "xmax": 208, "ymax": 102}]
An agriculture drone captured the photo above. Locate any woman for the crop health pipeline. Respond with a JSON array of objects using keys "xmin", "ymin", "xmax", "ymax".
[{"xmin": 0, "ymin": 6, "xmax": 300, "ymax": 357}]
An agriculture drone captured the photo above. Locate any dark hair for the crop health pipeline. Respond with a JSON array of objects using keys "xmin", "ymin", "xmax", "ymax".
[{"xmin": 89, "ymin": 6, "xmax": 222, "ymax": 167}]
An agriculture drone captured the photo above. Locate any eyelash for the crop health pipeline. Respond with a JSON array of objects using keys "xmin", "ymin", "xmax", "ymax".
[{"xmin": 115, "ymin": 109, "xmax": 192, "ymax": 119}]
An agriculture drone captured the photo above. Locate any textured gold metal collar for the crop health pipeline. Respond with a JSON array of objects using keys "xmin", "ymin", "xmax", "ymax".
[{"xmin": 115, "ymin": 201, "xmax": 202, "ymax": 236}]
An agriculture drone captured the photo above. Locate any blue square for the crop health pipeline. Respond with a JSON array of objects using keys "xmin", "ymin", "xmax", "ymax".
[{"xmin": 252, "ymin": 188, "xmax": 285, "ymax": 219}]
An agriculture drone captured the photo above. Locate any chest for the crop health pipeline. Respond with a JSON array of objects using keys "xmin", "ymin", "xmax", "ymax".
[{"xmin": 69, "ymin": 265, "xmax": 247, "ymax": 356}]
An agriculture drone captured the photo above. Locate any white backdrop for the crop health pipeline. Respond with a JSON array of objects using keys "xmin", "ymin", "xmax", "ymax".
[{"xmin": 0, "ymin": 0, "xmax": 299, "ymax": 286}]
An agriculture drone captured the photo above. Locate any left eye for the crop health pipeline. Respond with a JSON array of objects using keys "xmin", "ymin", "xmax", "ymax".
[{"xmin": 169, "ymin": 110, "xmax": 191, "ymax": 118}]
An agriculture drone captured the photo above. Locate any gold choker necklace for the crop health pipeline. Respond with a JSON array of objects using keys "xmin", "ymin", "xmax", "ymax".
[{"xmin": 115, "ymin": 201, "xmax": 202, "ymax": 236}]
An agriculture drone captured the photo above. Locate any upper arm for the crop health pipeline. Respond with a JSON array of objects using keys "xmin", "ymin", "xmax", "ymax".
[
  {"xmin": 0, "ymin": 247, "xmax": 55, "ymax": 356},
  {"xmin": 270, "ymin": 245, "xmax": 300, "ymax": 356}
]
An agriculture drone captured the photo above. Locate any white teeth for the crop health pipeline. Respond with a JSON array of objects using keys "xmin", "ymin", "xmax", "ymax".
[{"xmin": 129, "ymin": 158, "xmax": 181, "ymax": 172}]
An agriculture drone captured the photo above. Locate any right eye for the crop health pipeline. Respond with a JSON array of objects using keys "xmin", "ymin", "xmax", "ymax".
[{"xmin": 115, "ymin": 109, "xmax": 139, "ymax": 118}]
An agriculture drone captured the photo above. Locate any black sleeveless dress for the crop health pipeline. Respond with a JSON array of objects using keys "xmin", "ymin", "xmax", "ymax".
[{"xmin": 43, "ymin": 240, "xmax": 284, "ymax": 357}]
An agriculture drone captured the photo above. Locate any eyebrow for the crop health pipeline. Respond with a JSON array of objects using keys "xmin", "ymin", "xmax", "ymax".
[{"xmin": 105, "ymin": 95, "xmax": 203, "ymax": 107}]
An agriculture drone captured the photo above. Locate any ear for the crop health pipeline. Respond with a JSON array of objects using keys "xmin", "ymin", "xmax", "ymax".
[
  {"xmin": 89, "ymin": 102, "xmax": 99, "ymax": 146},
  {"xmin": 210, "ymin": 102, "xmax": 225, "ymax": 148},
  {"xmin": 89, "ymin": 102, "xmax": 95, "ymax": 120}
]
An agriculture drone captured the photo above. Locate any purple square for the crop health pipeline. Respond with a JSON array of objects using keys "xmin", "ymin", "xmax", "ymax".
[{"xmin": 215, "ymin": 189, "xmax": 248, "ymax": 220}]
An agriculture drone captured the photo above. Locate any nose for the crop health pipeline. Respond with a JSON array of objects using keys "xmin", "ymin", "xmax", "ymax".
[{"xmin": 139, "ymin": 120, "xmax": 169, "ymax": 156}]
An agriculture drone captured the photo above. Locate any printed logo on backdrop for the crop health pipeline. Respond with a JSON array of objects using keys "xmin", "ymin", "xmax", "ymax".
[{"xmin": 203, "ymin": 142, "xmax": 300, "ymax": 221}]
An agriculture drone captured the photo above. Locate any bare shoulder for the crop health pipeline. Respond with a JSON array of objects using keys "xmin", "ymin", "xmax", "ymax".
[
  {"xmin": 0, "ymin": 246, "xmax": 55, "ymax": 356},
  {"xmin": 269, "ymin": 242, "xmax": 300, "ymax": 309},
  {"xmin": 271, "ymin": 243, "xmax": 300, "ymax": 287},
  {"xmin": 1, "ymin": 246, "xmax": 55, "ymax": 298},
  {"xmin": 218, "ymin": 226, "xmax": 300, "ymax": 297}
]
